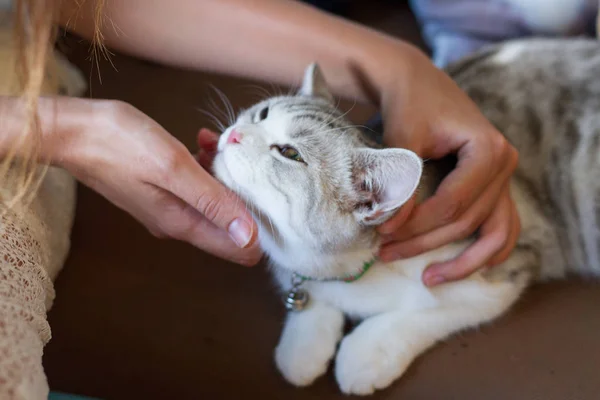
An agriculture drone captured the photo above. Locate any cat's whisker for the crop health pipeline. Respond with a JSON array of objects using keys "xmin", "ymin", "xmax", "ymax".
[
  {"xmin": 328, "ymin": 101, "xmax": 356, "ymax": 126},
  {"xmin": 208, "ymin": 84, "xmax": 237, "ymax": 126},
  {"xmin": 198, "ymin": 108, "xmax": 227, "ymax": 133},
  {"xmin": 205, "ymin": 87, "xmax": 231, "ymax": 122},
  {"xmin": 204, "ymin": 94, "xmax": 230, "ymax": 131},
  {"xmin": 271, "ymin": 82, "xmax": 288, "ymax": 98}
]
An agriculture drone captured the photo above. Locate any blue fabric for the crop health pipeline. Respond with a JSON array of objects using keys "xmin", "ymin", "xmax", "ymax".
[{"xmin": 409, "ymin": 0, "xmax": 598, "ymax": 67}]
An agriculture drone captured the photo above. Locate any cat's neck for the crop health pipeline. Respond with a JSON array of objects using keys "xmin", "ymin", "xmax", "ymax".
[{"xmin": 260, "ymin": 227, "xmax": 378, "ymax": 279}]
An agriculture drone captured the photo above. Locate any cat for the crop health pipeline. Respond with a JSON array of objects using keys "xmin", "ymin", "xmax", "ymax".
[{"xmin": 212, "ymin": 37, "xmax": 600, "ymax": 396}]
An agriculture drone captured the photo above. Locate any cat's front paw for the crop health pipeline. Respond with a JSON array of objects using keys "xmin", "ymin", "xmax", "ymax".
[
  {"xmin": 335, "ymin": 325, "xmax": 413, "ymax": 395},
  {"xmin": 275, "ymin": 331, "xmax": 337, "ymax": 387},
  {"xmin": 274, "ymin": 305, "xmax": 344, "ymax": 387}
]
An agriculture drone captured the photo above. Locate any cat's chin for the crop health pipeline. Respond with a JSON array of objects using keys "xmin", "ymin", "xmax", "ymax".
[{"xmin": 212, "ymin": 154, "xmax": 230, "ymax": 186}]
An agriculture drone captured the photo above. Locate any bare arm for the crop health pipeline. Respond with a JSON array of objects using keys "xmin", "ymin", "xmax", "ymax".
[
  {"xmin": 59, "ymin": 0, "xmax": 420, "ymax": 105},
  {"xmin": 57, "ymin": 0, "xmax": 521, "ymax": 285}
]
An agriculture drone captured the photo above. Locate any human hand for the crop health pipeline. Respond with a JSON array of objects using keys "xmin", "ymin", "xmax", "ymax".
[
  {"xmin": 56, "ymin": 99, "xmax": 261, "ymax": 266},
  {"xmin": 195, "ymin": 128, "xmax": 220, "ymax": 171},
  {"xmin": 375, "ymin": 48, "xmax": 520, "ymax": 286}
]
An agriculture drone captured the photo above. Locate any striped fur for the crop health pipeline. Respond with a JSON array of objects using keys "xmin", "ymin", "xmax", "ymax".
[{"xmin": 447, "ymin": 37, "xmax": 600, "ymax": 277}]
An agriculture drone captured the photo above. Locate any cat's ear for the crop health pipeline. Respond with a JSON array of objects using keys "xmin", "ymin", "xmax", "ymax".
[
  {"xmin": 352, "ymin": 148, "xmax": 422, "ymax": 226},
  {"xmin": 299, "ymin": 63, "xmax": 334, "ymax": 102}
]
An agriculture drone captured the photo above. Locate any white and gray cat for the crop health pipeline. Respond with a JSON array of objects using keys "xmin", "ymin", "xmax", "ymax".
[{"xmin": 212, "ymin": 38, "xmax": 600, "ymax": 395}]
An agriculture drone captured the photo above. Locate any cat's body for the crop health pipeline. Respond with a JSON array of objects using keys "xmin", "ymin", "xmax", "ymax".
[
  {"xmin": 448, "ymin": 38, "xmax": 600, "ymax": 278},
  {"xmin": 213, "ymin": 38, "xmax": 600, "ymax": 395}
]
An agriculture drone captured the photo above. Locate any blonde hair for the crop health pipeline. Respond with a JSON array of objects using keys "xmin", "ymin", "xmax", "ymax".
[{"xmin": 2, "ymin": 0, "xmax": 104, "ymax": 212}]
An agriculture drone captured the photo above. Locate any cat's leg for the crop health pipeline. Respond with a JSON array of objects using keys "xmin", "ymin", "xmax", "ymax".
[
  {"xmin": 275, "ymin": 301, "xmax": 344, "ymax": 387},
  {"xmin": 334, "ymin": 252, "xmax": 533, "ymax": 396}
]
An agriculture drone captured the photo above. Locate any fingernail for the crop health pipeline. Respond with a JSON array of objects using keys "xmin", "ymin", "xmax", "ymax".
[
  {"xmin": 228, "ymin": 218, "xmax": 253, "ymax": 248},
  {"xmin": 425, "ymin": 275, "xmax": 445, "ymax": 287}
]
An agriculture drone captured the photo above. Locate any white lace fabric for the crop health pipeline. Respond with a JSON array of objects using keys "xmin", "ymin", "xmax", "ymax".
[{"xmin": 0, "ymin": 7, "xmax": 85, "ymax": 398}]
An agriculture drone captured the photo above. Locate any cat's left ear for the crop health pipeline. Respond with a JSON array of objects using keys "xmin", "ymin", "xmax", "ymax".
[
  {"xmin": 299, "ymin": 63, "xmax": 334, "ymax": 103},
  {"xmin": 352, "ymin": 148, "xmax": 422, "ymax": 226}
]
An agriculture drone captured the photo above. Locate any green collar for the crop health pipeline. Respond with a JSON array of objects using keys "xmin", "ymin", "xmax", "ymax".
[{"xmin": 294, "ymin": 257, "xmax": 377, "ymax": 284}]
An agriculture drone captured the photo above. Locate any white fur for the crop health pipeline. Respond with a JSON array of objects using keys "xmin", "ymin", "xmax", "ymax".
[
  {"xmin": 490, "ymin": 41, "xmax": 529, "ymax": 65},
  {"xmin": 273, "ymin": 240, "xmax": 528, "ymax": 395},
  {"xmin": 212, "ymin": 64, "xmax": 546, "ymax": 395}
]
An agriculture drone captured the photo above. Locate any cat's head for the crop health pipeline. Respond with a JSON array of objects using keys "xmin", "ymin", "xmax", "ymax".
[{"xmin": 213, "ymin": 64, "xmax": 422, "ymax": 274}]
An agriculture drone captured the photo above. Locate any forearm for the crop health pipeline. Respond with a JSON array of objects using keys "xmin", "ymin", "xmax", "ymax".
[{"xmin": 58, "ymin": 0, "xmax": 423, "ymax": 105}]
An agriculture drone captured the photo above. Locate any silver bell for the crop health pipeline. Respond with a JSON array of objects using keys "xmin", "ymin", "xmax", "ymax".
[{"xmin": 284, "ymin": 288, "xmax": 309, "ymax": 312}]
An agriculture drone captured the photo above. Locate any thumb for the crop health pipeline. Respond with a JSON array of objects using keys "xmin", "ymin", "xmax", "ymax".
[{"xmin": 172, "ymin": 154, "xmax": 257, "ymax": 249}]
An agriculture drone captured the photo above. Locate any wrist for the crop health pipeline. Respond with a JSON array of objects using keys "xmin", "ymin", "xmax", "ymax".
[
  {"xmin": 0, "ymin": 96, "xmax": 59, "ymax": 164},
  {"xmin": 364, "ymin": 40, "xmax": 426, "ymax": 109},
  {"xmin": 320, "ymin": 19, "xmax": 425, "ymax": 108},
  {"xmin": 36, "ymin": 96, "xmax": 99, "ymax": 169}
]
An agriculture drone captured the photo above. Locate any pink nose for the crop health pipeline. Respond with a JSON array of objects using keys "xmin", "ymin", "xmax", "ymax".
[{"xmin": 227, "ymin": 129, "xmax": 243, "ymax": 144}]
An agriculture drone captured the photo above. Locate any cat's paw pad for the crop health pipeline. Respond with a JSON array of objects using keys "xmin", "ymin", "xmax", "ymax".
[
  {"xmin": 335, "ymin": 330, "xmax": 412, "ymax": 395},
  {"xmin": 275, "ymin": 336, "xmax": 335, "ymax": 387}
]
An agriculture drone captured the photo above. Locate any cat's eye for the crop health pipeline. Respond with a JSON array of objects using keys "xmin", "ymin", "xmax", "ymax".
[
  {"xmin": 258, "ymin": 107, "xmax": 269, "ymax": 121},
  {"xmin": 271, "ymin": 145, "xmax": 305, "ymax": 163}
]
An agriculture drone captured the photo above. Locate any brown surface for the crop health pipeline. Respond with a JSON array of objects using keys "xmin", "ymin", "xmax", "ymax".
[{"xmin": 43, "ymin": 2, "xmax": 600, "ymax": 399}]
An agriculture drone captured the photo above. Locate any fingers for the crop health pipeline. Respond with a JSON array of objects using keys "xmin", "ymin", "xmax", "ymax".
[
  {"xmin": 377, "ymin": 195, "xmax": 416, "ymax": 238},
  {"xmin": 488, "ymin": 190, "xmax": 520, "ymax": 265},
  {"xmin": 163, "ymin": 148, "xmax": 258, "ymax": 250},
  {"xmin": 378, "ymin": 162, "xmax": 510, "ymax": 261},
  {"xmin": 196, "ymin": 128, "xmax": 220, "ymax": 170},
  {"xmin": 173, "ymin": 203, "xmax": 262, "ymax": 266},
  {"xmin": 196, "ymin": 150, "xmax": 215, "ymax": 171},
  {"xmin": 197, "ymin": 128, "xmax": 219, "ymax": 152},
  {"xmin": 384, "ymin": 136, "xmax": 515, "ymax": 240},
  {"xmin": 143, "ymin": 188, "xmax": 262, "ymax": 266},
  {"xmin": 421, "ymin": 188, "xmax": 515, "ymax": 286}
]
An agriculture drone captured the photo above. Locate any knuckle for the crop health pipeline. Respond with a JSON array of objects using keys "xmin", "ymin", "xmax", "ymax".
[
  {"xmin": 455, "ymin": 217, "xmax": 479, "ymax": 239},
  {"xmin": 195, "ymin": 192, "xmax": 225, "ymax": 222},
  {"xmin": 156, "ymin": 145, "xmax": 190, "ymax": 183},
  {"xmin": 507, "ymin": 146, "xmax": 519, "ymax": 172},
  {"xmin": 440, "ymin": 199, "xmax": 467, "ymax": 225},
  {"xmin": 489, "ymin": 135, "xmax": 509, "ymax": 162},
  {"xmin": 163, "ymin": 144, "xmax": 188, "ymax": 172},
  {"xmin": 101, "ymin": 99, "xmax": 135, "ymax": 123},
  {"xmin": 491, "ymin": 136, "xmax": 519, "ymax": 174},
  {"xmin": 489, "ymin": 231, "xmax": 509, "ymax": 254},
  {"xmin": 490, "ymin": 133, "xmax": 509, "ymax": 154}
]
